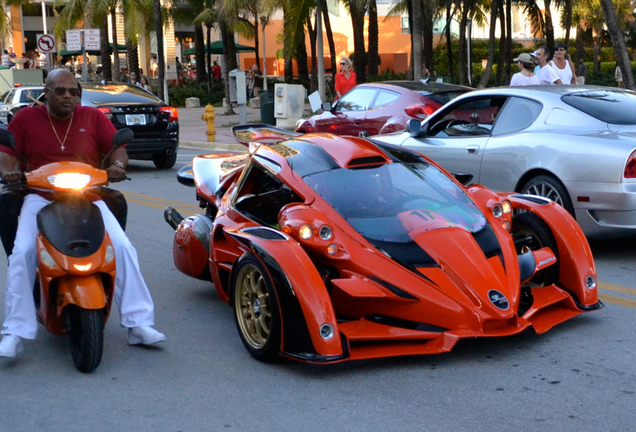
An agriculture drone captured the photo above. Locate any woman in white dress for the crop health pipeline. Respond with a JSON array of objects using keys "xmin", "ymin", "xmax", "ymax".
[
  {"xmin": 548, "ymin": 42, "xmax": 577, "ymax": 85},
  {"xmin": 510, "ymin": 53, "xmax": 540, "ymax": 86}
]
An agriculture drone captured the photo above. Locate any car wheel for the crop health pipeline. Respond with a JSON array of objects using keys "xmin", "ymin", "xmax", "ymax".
[
  {"xmin": 152, "ymin": 151, "xmax": 177, "ymax": 169},
  {"xmin": 231, "ymin": 253, "xmax": 281, "ymax": 362},
  {"xmin": 511, "ymin": 212, "xmax": 559, "ymax": 287},
  {"xmin": 521, "ymin": 175, "xmax": 574, "ymax": 216}
]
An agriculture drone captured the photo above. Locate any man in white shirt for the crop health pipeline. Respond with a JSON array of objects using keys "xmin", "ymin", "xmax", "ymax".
[{"xmin": 534, "ymin": 46, "xmax": 562, "ymax": 85}]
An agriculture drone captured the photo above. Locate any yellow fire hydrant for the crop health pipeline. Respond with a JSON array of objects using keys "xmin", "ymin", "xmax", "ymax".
[{"xmin": 201, "ymin": 104, "xmax": 216, "ymax": 142}]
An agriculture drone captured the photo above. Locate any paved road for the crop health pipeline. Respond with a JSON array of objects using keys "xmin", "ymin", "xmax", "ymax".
[{"xmin": 1, "ymin": 148, "xmax": 636, "ymax": 432}]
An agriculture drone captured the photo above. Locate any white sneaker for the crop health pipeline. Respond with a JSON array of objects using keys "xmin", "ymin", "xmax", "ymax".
[
  {"xmin": 128, "ymin": 326, "xmax": 165, "ymax": 346},
  {"xmin": 0, "ymin": 335, "xmax": 23, "ymax": 358}
]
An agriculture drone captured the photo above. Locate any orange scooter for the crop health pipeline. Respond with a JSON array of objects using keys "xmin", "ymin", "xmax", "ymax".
[{"xmin": 0, "ymin": 128, "xmax": 132, "ymax": 372}]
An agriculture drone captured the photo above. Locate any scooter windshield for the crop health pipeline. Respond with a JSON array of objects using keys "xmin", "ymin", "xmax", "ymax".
[{"xmin": 303, "ymin": 161, "xmax": 486, "ymax": 243}]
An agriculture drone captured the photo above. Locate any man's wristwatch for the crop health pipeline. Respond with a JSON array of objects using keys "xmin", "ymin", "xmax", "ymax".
[{"xmin": 111, "ymin": 160, "xmax": 126, "ymax": 170}]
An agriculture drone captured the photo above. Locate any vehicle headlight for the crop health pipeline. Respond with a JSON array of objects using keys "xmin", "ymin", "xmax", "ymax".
[
  {"xmin": 501, "ymin": 200, "xmax": 512, "ymax": 214},
  {"xmin": 39, "ymin": 249, "xmax": 56, "ymax": 268},
  {"xmin": 319, "ymin": 225, "xmax": 333, "ymax": 240},
  {"xmin": 492, "ymin": 204, "xmax": 503, "ymax": 218},
  {"xmin": 47, "ymin": 173, "xmax": 91, "ymax": 190},
  {"xmin": 299, "ymin": 224, "xmax": 313, "ymax": 240},
  {"xmin": 585, "ymin": 275, "xmax": 597, "ymax": 290},
  {"xmin": 319, "ymin": 323, "xmax": 335, "ymax": 340}
]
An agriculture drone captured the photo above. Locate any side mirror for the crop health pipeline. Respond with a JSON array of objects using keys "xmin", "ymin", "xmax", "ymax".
[
  {"xmin": 453, "ymin": 172, "xmax": 474, "ymax": 186},
  {"xmin": 321, "ymin": 101, "xmax": 332, "ymax": 112},
  {"xmin": 0, "ymin": 129, "xmax": 16, "ymax": 150},
  {"xmin": 406, "ymin": 118, "xmax": 422, "ymax": 137},
  {"xmin": 113, "ymin": 128, "xmax": 134, "ymax": 148}
]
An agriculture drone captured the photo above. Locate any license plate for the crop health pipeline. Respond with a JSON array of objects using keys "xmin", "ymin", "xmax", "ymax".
[{"xmin": 125, "ymin": 114, "xmax": 146, "ymax": 126}]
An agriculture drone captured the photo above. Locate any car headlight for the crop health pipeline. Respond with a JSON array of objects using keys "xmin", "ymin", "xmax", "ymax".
[
  {"xmin": 299, "ymin": 224, "xmax": 313, "ymax": 240},
  {"xmin": 492, "ymin": 204, "xmax": 503, "ymax": 218},
  {"xmin": 319, "ymin": 225, "xmax": 333, "ymax": 240},
  {"xmin": 47, "ymin": 173, "xmax": 91, "ymax": 190}
]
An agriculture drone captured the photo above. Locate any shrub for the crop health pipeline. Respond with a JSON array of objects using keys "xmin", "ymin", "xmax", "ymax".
[{"xmin": 167, "ymin": 80, "xmax": 225, "ymax": 107}]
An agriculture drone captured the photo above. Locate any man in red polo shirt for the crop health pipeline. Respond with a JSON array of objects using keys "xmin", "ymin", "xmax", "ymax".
[{"xmin": 0, "ymin": 69, "xmax": 165, "ymax": 358}]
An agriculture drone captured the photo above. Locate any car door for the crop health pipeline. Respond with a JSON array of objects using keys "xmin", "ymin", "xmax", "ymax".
[
  {"xmin": 362, "ymin": 89, "xmax": 401, "ymax": 136},
  {"xmin": 403, "ymin": 96, "xmax": 508, "ymax": 179},
  {"xmin": 478, "ymin": 96, "xmax": 544, "ymax": 191},
  {"xmin": 314, "ymin": 87, "xmax": 377, "ymax": 136}
]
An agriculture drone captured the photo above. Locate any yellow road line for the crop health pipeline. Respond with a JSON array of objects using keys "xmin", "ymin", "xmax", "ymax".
[
  {"xmin": 598, "ymin": 282, "xmax": 636, "ymax": 297},
  {"xmin": 126, "ymin": 198, "xmax": 197, "ymax": 217},
  {"xmin": 598, "ymin": 292, "xmax": 636, "ymax": 309},
  {"xmin": 123, "ymin": 191, "xmax": 200, "ymax": 211}
]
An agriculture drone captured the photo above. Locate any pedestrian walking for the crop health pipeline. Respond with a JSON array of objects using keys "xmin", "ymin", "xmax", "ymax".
[{"xmin": 510, "ymin": 53, "xmax": 539, "ymax": 86}]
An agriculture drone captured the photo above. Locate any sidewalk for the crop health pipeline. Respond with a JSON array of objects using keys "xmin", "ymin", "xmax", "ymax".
[{"xmin": 177, "ymin": 103, "xmax": 313, "ymax": 153}]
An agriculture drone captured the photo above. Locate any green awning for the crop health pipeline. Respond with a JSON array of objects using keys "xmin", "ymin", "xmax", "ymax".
[
  {"xmin": 59, "ymin": 43, "xmax": 127, "ymax": 57},
  {"xmin": 182, "ymin": 41, "xmax": 255, "ymax": 56}
]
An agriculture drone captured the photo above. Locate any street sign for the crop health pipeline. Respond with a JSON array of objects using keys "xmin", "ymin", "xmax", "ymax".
[
  {"xmin": 66, "ymin": 29, "xmax": 81, "ymax": 51},
  {"xmin": 84, "ymin": 29, "xmax": 100, "ymax": 51},
  {"xmin": 66, "ymin": 29, "xmax": 100, "ymax": 52},
  {"xmin": 37, "ymin": 34, "xmax": 56, "ymax": 53}
]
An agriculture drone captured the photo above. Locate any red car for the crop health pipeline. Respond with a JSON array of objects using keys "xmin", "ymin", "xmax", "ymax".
[{"xmin": 296, "ymin": 81, "xmax": 471, "ymax": 137}]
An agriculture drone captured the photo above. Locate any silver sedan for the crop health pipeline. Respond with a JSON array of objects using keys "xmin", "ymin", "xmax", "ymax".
[{"xmin": 373, "ymin": 85, "xmax": 636, "ymax": 239}]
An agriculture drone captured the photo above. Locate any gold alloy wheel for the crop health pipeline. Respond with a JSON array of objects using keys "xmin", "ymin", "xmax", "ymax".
[{"xmin": 235, "ymin": 263, "xmax": 272, "ymax": 350}]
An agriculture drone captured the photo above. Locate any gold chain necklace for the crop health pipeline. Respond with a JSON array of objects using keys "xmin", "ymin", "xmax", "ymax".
[{"xmin": 47, "ymin": 110, "xmax": 74, "ymax": 151}]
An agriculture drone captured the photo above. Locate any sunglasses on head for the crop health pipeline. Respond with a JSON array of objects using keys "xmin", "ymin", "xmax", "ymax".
[{"xmin": 47, "ymin": 86, "xmax": 80, "ymax": 97}]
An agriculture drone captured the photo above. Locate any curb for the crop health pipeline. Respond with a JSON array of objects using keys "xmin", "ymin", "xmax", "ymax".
[{"xmin": 179, "ymin": 140, "xmax": 248, "ymax": 153}]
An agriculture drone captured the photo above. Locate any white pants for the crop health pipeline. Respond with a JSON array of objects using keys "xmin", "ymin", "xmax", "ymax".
[{"xmin": 2, "ymin": 193, "xmax": 155, "ymax": 339}]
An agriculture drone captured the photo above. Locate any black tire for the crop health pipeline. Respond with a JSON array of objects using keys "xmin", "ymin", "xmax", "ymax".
[
  {"xmin": 152, "ymin": 151, "xmax": 177, "ymax": 169},
  {"xmin": 65, "ymin": 306, "xmax": 104, "ymax": 373},
  {"xmin": 511, "ymin": 212, "xmax": 560, "ymax": 287},
  {"xmin": 521, "ymin": 174, "xmax": 574, "ymax": 216},
  {"xmin": 231, "ymin": 253, "xmax": 281, "ymax": 362}
]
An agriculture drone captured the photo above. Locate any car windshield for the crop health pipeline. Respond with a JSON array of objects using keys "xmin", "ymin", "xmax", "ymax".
[
  {"xmin": 561, "ymin": 90, "xmax": 636, "ymax": 125},
  {"xmin": 303, "ymin": 161, "xmax": 486, "ymax": 243}
]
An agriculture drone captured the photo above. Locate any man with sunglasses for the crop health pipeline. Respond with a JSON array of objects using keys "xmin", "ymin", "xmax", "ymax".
[{"xmin": 0, "ymin": 69, "xmax": 165, "ymax": 358}]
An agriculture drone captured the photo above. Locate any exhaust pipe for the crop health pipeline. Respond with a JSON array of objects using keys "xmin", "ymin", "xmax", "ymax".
[{"xmin": 164, "ymin": 207, "xmax": 184, "ymax": 230}]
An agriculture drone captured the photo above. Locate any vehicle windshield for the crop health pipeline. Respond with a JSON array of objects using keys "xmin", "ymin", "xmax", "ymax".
[{"xmin": 303, "ymin": 161, "xmax": 486, "ymax": 243}]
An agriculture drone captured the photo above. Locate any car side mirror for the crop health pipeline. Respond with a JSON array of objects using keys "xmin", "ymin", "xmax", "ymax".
[
  {"xmin": 321, "ymin": 101, "xmax": 332, "ymax": 112},
  {"xmin": 406, "ymin": 118, "xmax": 423, "ymax": 137},
  {"xmin": 112, "ymin": 128, "xmax": 134, "ymax": 148},
  {"xmin": 0, "ymin": 129, "xmax": 16, "ymax": 150},
  {"xmin": 453, "ymin": 172, "xmax": 474, "ymax": 186}
]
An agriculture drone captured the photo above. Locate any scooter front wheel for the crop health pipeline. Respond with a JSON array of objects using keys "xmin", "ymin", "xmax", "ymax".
[{"xmin": 65, "ymin": 305, "xmax": 105, "ymax": 373}]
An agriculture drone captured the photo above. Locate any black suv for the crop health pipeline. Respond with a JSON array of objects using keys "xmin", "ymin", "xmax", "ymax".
[{"xmin": 36, "ymin": 82, "xmax": 179, "ymax": 169}]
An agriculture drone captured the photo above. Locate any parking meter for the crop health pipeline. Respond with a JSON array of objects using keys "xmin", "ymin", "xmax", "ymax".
[{"xmin": 229, "ymin": 69, "xmax": 247, "ymax": 105}]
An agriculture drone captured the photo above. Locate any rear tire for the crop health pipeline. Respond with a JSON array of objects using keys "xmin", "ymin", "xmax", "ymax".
[
  {"xmin": 511, "ymin": 212, "xmax": 560, "ymax": 287},
  {"xmin": 231, "ymin": 253, "xmax": 281, "ymax": 362},
  {"xmin": 66, "ymin": 306, "xmax": 104, "ymax": 373},
  {"xmin": 152, "ymin": 151, "xmax": 177, "ymax": 169}
]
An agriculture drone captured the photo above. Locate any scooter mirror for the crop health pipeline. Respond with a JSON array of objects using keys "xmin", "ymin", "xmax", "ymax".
[
  {"xmin": 112, "ymin": 128, "xmax": 134, "ymax": 148},
  {"xmin": 0, "ymin": 129, "xmax": 16, "ymax": 150}
]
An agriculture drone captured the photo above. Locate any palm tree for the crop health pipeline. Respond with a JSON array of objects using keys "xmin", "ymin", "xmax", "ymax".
[
  {"xmin": 599, "ymin": 0, "xmax": 634, "ymax": 89},
  {"xmin": 478, "ymin": 0, "xmax": 499, "ymax": 88}
]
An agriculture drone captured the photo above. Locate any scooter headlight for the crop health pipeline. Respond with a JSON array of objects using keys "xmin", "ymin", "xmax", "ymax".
[
  {"xmin": 47, "ymin": 173, "xmax": 91, "ymax": 190},
  {"xmin": 105, "ymin": 245, "xmax": 115, "ymax": 263},
  {"xmin": 39, "ymin": 249, "xmax": 56, "ymax": 268}
]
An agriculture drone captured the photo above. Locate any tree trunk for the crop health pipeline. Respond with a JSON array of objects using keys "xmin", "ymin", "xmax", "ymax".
[
  {"xmin": 478, "ymin": 0, "xmax": 498, "ymax": 89},
  {"xmin": 458, "ymin": 0, "xmax": 474, "ymax": 85},
  {"xmin": 564, "ymin": 0, "xmax": 573, "ymax": 46},
  {"xmin": 411, "ymin": 0, "xmax": 422, "ymax": 80},
  {"xmin": 575, "ymin": 24, "xmax": 585, "ymax": 62},
  {"xmin": 283, "ymin": 8, "xmax": 293, "ymax": 82},
  {"xmin": 100, "ymin": 18, "xmax": 112, "ymax": 82},
  {"xmin": 445, "ymin": 1, "xmax": 454, "ymax": 83},
  {"xmin": 422, "ymin": 1, "xmax": 434, "ymax": 78},
  {"xmin": 348, "ymin": 0, "xmax": 367, "ymax": 84},
  {"xmin": 544, "ymin": 0, "xmax": 555, "ymax": 53},
  {"xmin": 592, "ymin": 34, "xmax": 600, "ymax": 73},
  {"xmin": 194, "ymin": 24, "xmax": 206, "ymax": 83},
  {"xmin": 254, "ymin": 18, "xmax": 260, "ymax": 70},
  {"xmin": 496, "ymin": 1, "xmax": 506, "ymax": 86},
  {"xmin": 306, "ymin": 18, "xmax": 317, "ymax": 93},
  {"xmin": 126, "ymin": 40, "xmax": 140, "ymax": 80},
  {"xmin": 153, "ymin": 0, "xmax": 165, "ymax": 100},
  {"xmin": 111, "ymin": 10, "xmax": 120, "ymax": 82},
  {"xmin": 504, "ymin": 0, "xmax": 512, "ymax": 83},
  {"xmin": 323, "ymin": 8, "xmax": 337, "ymax": 76},
  {"xmin": 367, "ymin": 0, "xmax": 380, "ymax": 77},
  {"xmin": 221, "ymin": 22, "xmax": 237, "ymax": 114},
  {"xmin": 599, "ymin": 0, "xmax": 634, "ymax": 89},
  {"xmin": 206, "ymin": 25, "xmax": 212, "ymax": 95}
]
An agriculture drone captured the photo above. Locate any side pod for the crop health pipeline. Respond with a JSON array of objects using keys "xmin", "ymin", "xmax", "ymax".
[{"xmin": 172, "ymin": 214, "xmax": 213, "ymax": 281}]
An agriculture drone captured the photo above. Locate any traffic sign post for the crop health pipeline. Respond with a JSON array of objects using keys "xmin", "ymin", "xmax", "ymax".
[{"xmin": 66, "ymin": 29, "xmax": 100, "ymax": 81}]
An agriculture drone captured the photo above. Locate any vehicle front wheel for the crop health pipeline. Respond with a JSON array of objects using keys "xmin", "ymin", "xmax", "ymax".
[
  {"xmin": 65, "ymin": 305, "xmax": 104, "ymax": 373},
  {"xmin": 521, "ymin": 175, "xmax": 574, "ymax": 216},
  {"xmin": 152, "ymin": 151, "xmax": 177, "ymax": 169},
  {"xmin": 511, "ymin": 212, "xmax": 560, "ymax": 287},
  {"xmin": 231, "ymin": 253, "xmax": 281, "ymax": 362}
]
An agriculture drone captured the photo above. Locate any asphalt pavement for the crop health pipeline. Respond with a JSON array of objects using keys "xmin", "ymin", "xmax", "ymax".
[{"xmin": 177, "ymin": 102, "xmax": 312, "ymax": 152}]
